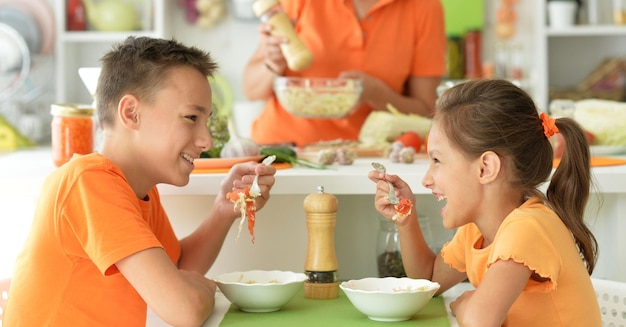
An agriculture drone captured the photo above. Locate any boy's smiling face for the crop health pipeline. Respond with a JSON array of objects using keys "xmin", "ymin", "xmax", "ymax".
[{"xmin": 133, "ymin": 65, "xmax": 213, "ymax": 188}]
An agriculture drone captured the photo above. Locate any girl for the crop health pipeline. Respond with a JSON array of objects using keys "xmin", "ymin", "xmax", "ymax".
[{"xmin": 369, "ymin": 79, "xmax": 601, "ymax": 326}]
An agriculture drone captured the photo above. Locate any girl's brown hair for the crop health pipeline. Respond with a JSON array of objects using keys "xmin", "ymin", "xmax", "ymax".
[
  {"xmin": 96, "ymin": 36, "xmax": 218, "ymax": 128},
  {"xmin": 435, "ymin": 79, "xmax": 598, "ymax": 274}
]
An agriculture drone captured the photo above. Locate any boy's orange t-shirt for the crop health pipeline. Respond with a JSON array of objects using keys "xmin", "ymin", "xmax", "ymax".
[
  {"xmin": 251, "ymin": 0, "xmax": 446, "ymax": 147},
  {"xmin": 3, "ymin": 153, "xmax": 181, "ymax": 326},
  {"xmin": 441, "ymin": 197, "xmax": 601, "ymax": 327}
]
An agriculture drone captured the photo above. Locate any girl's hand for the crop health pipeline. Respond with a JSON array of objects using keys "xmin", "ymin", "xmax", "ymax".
[
  {"xmin": 368, "ymin": 170, "xmax": 415, "ymax": 221},
  {"xmin": 449, "ymin": 289, "xmax": 474, "ymax": 318}
]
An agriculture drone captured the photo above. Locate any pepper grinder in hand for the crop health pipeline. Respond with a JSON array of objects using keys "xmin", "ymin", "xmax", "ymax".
[{"xmin": 303, "ymin": 186, "xmax": 339, "ymax": 299}]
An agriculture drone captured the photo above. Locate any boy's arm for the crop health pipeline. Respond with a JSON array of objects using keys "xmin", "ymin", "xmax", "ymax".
[
  {"xmin": 116, "ymin": 247, "xmax": 216, "ymax": 327},
  {"xmin": 178, "ymin": 161, "xmax": 277, "ymax": 273}
]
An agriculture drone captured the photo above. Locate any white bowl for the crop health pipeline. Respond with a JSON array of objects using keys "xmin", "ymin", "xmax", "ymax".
[
  {"xmin": 340, "ymin": 277, "xmax": 440, "ymax": 322},
  {"xmin": 274, "ymin": 77, "xmax": 362, "ymax": 119},
  {"xmin": 214, "ymin": 270, "xmax": 307, "ymax": 313}
]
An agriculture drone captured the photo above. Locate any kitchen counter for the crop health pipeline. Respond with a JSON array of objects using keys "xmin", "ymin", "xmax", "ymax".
[{"xmin": 1, "ymin": 148, "xmax": 626, "ymax": 283}]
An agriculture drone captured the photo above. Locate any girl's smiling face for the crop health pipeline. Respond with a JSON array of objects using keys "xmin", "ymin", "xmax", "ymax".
[{"xmin": 422, "ymin": 120, "xmax": 484, "ymax": 229}]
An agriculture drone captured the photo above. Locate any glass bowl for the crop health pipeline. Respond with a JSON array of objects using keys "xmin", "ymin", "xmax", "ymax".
[{"xmin": 273, "ymin": 77, "xmax": 363, "ymax": 119}]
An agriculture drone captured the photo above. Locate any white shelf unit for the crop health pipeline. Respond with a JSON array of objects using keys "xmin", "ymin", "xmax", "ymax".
[
  {"xmin": 53, "ymin": 0, "xmax": 171, "ymax": 104},
  {"xmin": 531, "ymin": 0, "xmax": 626, "ymax": 111}
]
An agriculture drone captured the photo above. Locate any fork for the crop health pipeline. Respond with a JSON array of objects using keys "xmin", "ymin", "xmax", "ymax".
[
  {"xmin": 371, "ymin": 162, "xmax": 399, "ymax": 205},
  {"xmin": 249, "ymin": 155, "xmax": 276, "ymax": 197}
]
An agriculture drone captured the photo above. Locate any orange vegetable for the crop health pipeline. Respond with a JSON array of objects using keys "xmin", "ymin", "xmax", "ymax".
[
  {"xmin": 226, "ymin": 186, "xmax": 258, "ymax": 243},
  {"xmin": 392, "ymin": 198, "xmax": 413, "ymax": 222},
  {"xmin": 395, "ymin": 131, "xmax": 423, "ymax": 153},
  {"xmin": 395, "ymin": 198, "xmax": 412, "ymax": 215}
]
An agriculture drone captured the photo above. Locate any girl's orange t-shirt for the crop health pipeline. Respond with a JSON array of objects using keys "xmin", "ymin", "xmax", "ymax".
[{"xmin": 441, "ymin": 197, "xmax": 601, "ymax": 327}]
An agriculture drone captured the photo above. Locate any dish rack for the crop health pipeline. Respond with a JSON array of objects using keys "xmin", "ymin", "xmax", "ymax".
[{"xmin": 592, "ymin": 277, "xmax": 626, "ymax": 326}]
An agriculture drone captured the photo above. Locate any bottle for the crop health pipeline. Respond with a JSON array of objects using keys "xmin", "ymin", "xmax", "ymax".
[
  {"xmin": 50, "ymin": 103, "xmax": 94, "ymax": 167},
  {"xmin": 463, "ymin": 29, "xmax": 482, "ymax": 79},
  {"xmin": 252, "ymin": 0, "xmax": 313, "ymax": 72},
  {"xmin": 446, "ymin": 36, "xmax": 464, "ymax": 80},
  {"xmin": 376, "ymin": 216, "xmax": 433, "ymax": 278},
  {"xmin": 67, "ymin": 0, "xmax": 87, "ymax": 31}
]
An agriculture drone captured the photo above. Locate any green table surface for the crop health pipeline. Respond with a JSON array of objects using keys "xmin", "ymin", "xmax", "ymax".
[{"xmin": 219, "ymin": 288, "xmax": 450, "ymax": 326}]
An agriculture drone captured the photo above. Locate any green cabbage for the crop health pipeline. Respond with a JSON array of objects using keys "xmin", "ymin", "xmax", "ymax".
[{"xmin": 574, "ymin": 99, "xmax": 626, "ymax": 146}]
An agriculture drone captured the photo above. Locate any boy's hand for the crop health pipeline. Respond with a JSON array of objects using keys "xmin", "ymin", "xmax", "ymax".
[{"xmin": 217, "ymin": 160, "xmax": 277, "ymax": 220}]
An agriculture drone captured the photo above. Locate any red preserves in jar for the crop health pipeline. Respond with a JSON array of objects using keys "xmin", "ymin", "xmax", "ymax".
[{"xmin": 50, "ymin": 103, "xmax": 94, "ymax": 167}]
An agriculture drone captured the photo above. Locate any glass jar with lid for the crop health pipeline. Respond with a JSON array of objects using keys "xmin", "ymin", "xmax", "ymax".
[
  {"xmin": 376, "ymin": 215, "xmax": 433, "ymax": 278},
  {"xmin": 50, "ymin": 103, "xmax": 94, "ymax": 167}
]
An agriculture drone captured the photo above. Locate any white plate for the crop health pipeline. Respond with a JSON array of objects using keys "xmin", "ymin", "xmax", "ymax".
[{"xmin": 590, "ymin": 145, "xmax": 626, "ymax": 156}]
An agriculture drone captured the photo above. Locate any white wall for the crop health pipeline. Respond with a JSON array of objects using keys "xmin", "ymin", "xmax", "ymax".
[{"xmin": 168, "ymin": 9, "xmax": 260, "ymax": 103}]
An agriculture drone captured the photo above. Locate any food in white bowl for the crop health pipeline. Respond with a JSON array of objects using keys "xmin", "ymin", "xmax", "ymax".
[
  {"xmin": 214, "ymin": 270, "xmax": 307, "ymax": 313},
  {"xmin": 340, "ymin": 277, "xmax": 440, "ymax": 322},
  {"xmin": 274, "ymin": 77, "xmax": 362, "ymax": 118}
]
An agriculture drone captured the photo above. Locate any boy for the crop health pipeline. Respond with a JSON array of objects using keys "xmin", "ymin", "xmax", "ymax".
[{"xmin": 3, "ymin": 36, "xmax": 276, "ymax": 326}]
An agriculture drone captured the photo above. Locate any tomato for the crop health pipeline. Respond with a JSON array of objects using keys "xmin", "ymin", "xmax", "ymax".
[
  {"xmin": 395, "ymin": 131, "xmax": 423, "ymax": 153},
  {"xmin": 227, "ymin": 185, "xmax": 258, "ymax": 243},
  {"xmin": 395, "ymin": 198, "xmax": 413, "ymax": 215}
]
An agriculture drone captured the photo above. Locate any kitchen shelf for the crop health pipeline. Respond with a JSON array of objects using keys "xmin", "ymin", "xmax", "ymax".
[
  {"xmin": 60, "ymin": 31, "xmax": 165, "ymax": 43},
  {"xmin": 530, "ymin": 0, "xmax": 626, "ymax": 111},
  {"xmin": 54, "ymin": 0, "xmax": 172, "ymax": 104},
  {"xmin": 546, "ymin": 25, "xmax": 626, "ymax": 37}
]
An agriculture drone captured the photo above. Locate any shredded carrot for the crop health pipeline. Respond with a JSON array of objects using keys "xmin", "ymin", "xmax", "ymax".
[
  {"xmin": 226, "ymin": 185, "xmax": 258, "ymax": 243},
  {"xmin": 396, "ymin": 198, "xmax": 412, "ymax": 215},
  {"xmin": 392, "ymin": 198, "xmax": 413, "ymax": 222}
]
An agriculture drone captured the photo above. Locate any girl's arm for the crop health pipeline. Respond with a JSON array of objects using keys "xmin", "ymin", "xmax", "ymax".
[{"xmin": 450, "ymin": 259, "xmax": 532, "ymax": 327}]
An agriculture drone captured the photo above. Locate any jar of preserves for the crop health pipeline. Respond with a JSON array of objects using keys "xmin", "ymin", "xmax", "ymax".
[
  {"xmin": 50, "ymin": 103, "xmax": 94, "ymax": 167},
  {"xmin": 252, "ymin": 0, "xmax": 313, "ymax": 72}
]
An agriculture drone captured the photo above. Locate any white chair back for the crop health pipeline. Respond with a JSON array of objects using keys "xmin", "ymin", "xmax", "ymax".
[{"xmin": 592, "ymin": 277, "xmax": 626, "ymax": 326}]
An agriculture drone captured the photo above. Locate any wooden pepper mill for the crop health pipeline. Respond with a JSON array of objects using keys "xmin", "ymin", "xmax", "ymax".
[{"xmin": 303, "ymin": 186, "xmax": 339, "ymax": 299}]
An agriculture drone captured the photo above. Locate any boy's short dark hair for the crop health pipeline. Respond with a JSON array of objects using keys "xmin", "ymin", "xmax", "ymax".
[{"xmin": 95, "ymin": 36, "xmax": 218, "ymax": 128}]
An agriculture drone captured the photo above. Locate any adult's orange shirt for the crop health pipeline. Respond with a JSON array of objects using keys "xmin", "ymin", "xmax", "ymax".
[
  {"xmin": 251, "ymin": 0, "xmax": 446, "ymax": 147},
  {"xmin": 4, "ymin": 154, "xmax": 181, "ymax": 327}
]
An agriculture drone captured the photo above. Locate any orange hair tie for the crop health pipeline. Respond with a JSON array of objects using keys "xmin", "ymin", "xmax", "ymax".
[{"xmin": 540, "ymin": 112, "xmax": 559, "ymax": 138}]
